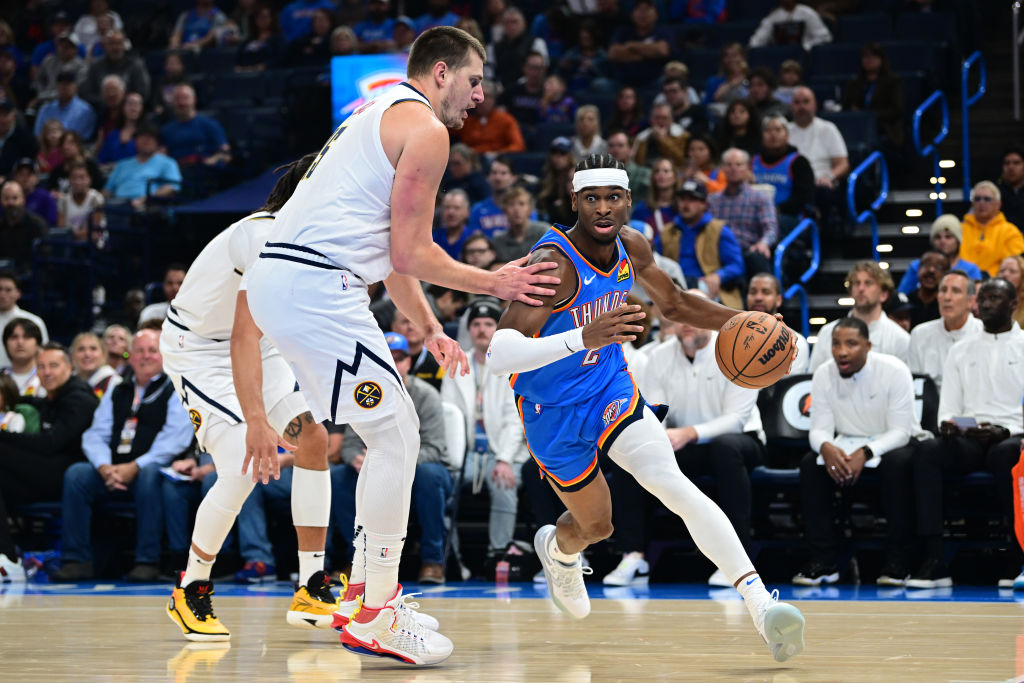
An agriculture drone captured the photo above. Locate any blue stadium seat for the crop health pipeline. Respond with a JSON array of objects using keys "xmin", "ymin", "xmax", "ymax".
[
  {"xmin": 505, "ymin": 152, "xmax": 547, "ymax": 178},
  {"xmin": 882, "ymin": 41, "xmax": 941, "ymax": 78},
  {"xmin": 894, "ymin": 11, "xmax": 955, "ymax": 44},
  {"xmin": 573, "ymin": 91, "xmax": 616, "ymax": 125},
  {"xmin": 728, "ymin": 0, "xmax": 779, "ymax": 22},
  {"xmin": 684, "ymin": 48, "xmax": 720, "ymax": 89},
  {"xmin": 809, "ymin": 44, "xmax": 861, "ymax": 78},
  {"xmin": 747, "ymin": 45, "xmax": 805, "ymax": 72},
  {"xmin": 818, "ymin": 110, "xmax": 878, "ymax": 165},
  {"xmin": 528, "ymin": 122, "xmax": 574, "ymax": 153},
  {"xmin": 694, "ymin": 20, "xmax": 759, "ymax": 48},
  {"xmin": 835, "ymin": 13, "xmax": 892, "ymax": 44}
]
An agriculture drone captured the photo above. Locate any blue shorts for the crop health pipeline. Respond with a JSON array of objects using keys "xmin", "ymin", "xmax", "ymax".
[{"xmin": 515, "ymin": 371, "xmax": 667, "ymax": 493}]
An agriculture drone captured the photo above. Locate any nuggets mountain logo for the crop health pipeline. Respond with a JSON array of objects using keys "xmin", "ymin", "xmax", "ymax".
[
  {"xmin": 616, "ymin": 258, "xmax": 630, "ymax": 282},
  {"xmin": 188, "ymin": 409, "xmax": 202, "ymax": 433},
  {"xmin": 354, "ymin": 381, "xmax": 383, "ymax": 409}
]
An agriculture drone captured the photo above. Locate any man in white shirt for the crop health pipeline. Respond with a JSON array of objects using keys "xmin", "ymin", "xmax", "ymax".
[
  {"xmin": 137, "ymin": 263, "xmax": 186, "ymax": 325},
  {"xmin": 746, "ymin": 273, "xmax": 810, "ymax": 374},
  {"xmin": 795, "ymin": 317, "xmax": 922, "ymax": 587},
  {"xmin": 0, "ymin": 271, "xmax": 49, "ymax": 369},
  {"xmin": 810, "ymin": 260, "xmax": 909, "ymax": 372},
  {"xmin": 787, "ymin": 87, "xmax": 849, "ymax": 230},
  {"xmin": 908, "ymin": 270, "xmax": 982, "ymax": 389},
  {"xmin": 907, "ymin": 278, "xmax": 1024, "ymax": 589},
  {"xmin": 749, "ymin": 0, "xmax": 831, "ymax": 50},
  {"xmin": 607, "ymin": 290, "xmax": 763, "ymax": 587},
  {"xmin": 2, "ymin": 318, "xmax": 45, "ymax": 397}
]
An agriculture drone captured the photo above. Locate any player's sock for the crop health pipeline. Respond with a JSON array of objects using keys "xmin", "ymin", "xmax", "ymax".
[
  {"xmin": 548, "ymin": 532, "xmax": 579, "ymax": 565},
  {"xmin": 736, "ymin": 572, "xmax": 771, "ymax": 604},
  {"xmin": 182, "ymin": 548, "xmax": 215, "ymax": 588},
  {"xmin": 362, "ymin": 530, "xmax": 406, "ymax": 606},
  {"xmin": 297, "ymin": 550, "xmax": 325, "ymax": 588},
  {"xmin": 349, "ymin": 519, "xmax": 366, "ymax": 586}
]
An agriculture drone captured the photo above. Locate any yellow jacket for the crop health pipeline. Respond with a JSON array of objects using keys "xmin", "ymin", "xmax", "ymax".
[{"xmin": 960, "ymin": 212, "xmax": 1024, "ymax": 276}]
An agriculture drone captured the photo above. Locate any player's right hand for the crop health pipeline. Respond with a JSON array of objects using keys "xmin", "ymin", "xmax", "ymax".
[
  {"xmin": 492, "ymin": 256, "xmax": 560, "ymax": 306},
  {"xmin": 582, "ymin": 304, "xmax": 645, "ymax": 349},
  {"xmin": 242, "ymin": 419, "xmax": 295, "ymax": 484}
]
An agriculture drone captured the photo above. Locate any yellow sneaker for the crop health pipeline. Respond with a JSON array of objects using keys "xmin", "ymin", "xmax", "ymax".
[
  {"xmin": 166, "ymin": 572, "xmax": 231, "ymax": 642},
  {"xmin": 286, "ymin": 570, "xmax": 340, "ymax": 629}
]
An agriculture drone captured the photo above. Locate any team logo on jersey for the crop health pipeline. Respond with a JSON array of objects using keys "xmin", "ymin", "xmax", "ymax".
[
  {"xmin": 602, "ymin": 398, "xmax": 629, "ymax": 426},
  {"xmin": 354, "ymin": 381, "xmax": 383, "ymax": 409},
  {"xmin": 616, "ymin": 258, "xmax": 630, "ymax": 282},
  {"xmin": 188, "ymin": 409, "xmax": 202, "ymax": 433}
]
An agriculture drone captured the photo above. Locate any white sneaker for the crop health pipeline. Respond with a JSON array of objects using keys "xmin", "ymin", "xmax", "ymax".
[
  {"xmin": 0, "ymin": 554, "xmax": 26, "ymax": 583},
  {"xmin": 707, "ymin": 568, "xmax": 731, "ymax": 587},
  {"xmin": 997, "ymin": 567, "xmax": 1024, "ymax": 590},
  {"xmin": 332, "ymin": 590, "xmax": 439, "ymax": 632},
  {"xmin": 752, "ymin": 590, "xmax": 806, "ymax": 663},
  {"xmin": 339, "ymin": 585, "xmax": 453, "ymax": 666},
  {"xmin": 534, "ymin": 525, "xmax": 592, "ymax": 619},
  {"xmin": 603, "ymin": 552, "xmax": 650, "ymax": 586}
]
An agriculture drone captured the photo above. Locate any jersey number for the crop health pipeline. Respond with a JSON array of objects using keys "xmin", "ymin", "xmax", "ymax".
[
  {"xmin": 581, "ymin": 349, "xmax": 600, "ymax": 366},
  {"xmin": 305, "ymin": 125, "xmax": 346, "ymax": 179}
]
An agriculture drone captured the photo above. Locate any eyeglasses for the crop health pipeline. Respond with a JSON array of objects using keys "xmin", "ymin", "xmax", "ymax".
[{"xmin": 972, "ymin": 196, "xmax": 995, "ymax": 203}]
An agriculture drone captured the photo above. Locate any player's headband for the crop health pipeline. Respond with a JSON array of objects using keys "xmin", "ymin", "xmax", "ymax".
[{"xmin": 572, "ymin": 168, "xmax": 629, "ymax": 194}]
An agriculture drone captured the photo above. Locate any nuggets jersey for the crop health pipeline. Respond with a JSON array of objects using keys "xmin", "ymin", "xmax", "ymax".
[
  {"xmin": 165, "ymin": 211, "xmax": 276, "ymax": 342},
  {"xmin": 269, "ymin": 82, "xmax": 433, "ymax": 284},
  {"xmin": 511, "ymin": 226, "xmax": 635, "ymax": 407}
]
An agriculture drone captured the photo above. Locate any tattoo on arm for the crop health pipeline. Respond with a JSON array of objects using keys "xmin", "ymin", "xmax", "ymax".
[{"xmin": 284, "ymin": 412, "xmax": 314, "ymax": 440}]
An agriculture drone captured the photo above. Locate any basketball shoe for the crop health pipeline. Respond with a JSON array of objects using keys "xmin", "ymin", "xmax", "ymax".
[
  {"xmin": 287, "ymin": 570, "xmax": 340, "ymax": 629},
  {"xmin": 166, "ymin": 572, "xmax": 231, "ymax": 642},
  {"xmin": 331, "ymin": 573, "xmax": 440, "ymax": 631},
  {"xmin": 751, "ymin": 589, "xmax": 805, "ymax": 663},
  {"xmin": 534, "ymin": 525, "xmax": 592, "ymax": 619},
  {"xmin": 339, "ymin": 585, "xmax": 453, "ymax": 666},
  {"xmin": 602, "ymin": 552, "xmax": 650, "ymax": 586},
  {"xmin": 0, "ymin": 553, "xmax": 26, "ymax": 583}
]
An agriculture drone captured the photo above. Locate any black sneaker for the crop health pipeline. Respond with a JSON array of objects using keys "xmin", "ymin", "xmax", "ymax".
[
  {"xmin": 791, "ymin": 562, "xmax": 839, "ymax": 586},
  {"xmin": 303, "ymin": 570, "xmax": 336, "ymax": 604},
  {"xmin": 876, "ymin": 561, "xmax": 910, "ymax": 587},
  {"xmin": 905, "ymin": 558, "xmax": 952, "ymax": 589}
]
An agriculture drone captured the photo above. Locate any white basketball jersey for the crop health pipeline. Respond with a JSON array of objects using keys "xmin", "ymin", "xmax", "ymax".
[
  {"xmin": 270, "ymin": 82, "xmax": 433, "ymax": 283},
  {"xmin": 166, "ymin": 211, "xmax": 276, "ymax": 341}
]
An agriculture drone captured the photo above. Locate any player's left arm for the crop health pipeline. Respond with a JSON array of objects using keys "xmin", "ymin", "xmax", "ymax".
[{"xmin": 383, "ymin": 271, "xmax": 469, "ymax": 377}]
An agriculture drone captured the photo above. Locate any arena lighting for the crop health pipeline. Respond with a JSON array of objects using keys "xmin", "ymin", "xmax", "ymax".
[
  {"xmin": 807, "ymin": 336, "xmax": 818, "ymax": 344},
  {"xmin": 939, "ymin": 192, "xmax": 947, "ymax": 199},
  {"xmin": 929, "ymin": 193, "xmax": 938, "ymax": 200},
  {"xmin": 876, "ymin": 244, "xmax": 893, "ymax": 253},
  {"xmin": 838, "ymin": 297, "xmax": 855, "ymax": 306},
  {"xmin": 938, "ymin": 177, "xmax": 947, "ymax": 184},
  {"xmin": 930, "ymin": 177, "xmax": 948, "ymax": 184},
  {"xmin": 902, "ymin": 225, "xmax": 920, "ymax": 234},
  {"xmin": 939, "ymin": 159, "xmax": 956, "ymax": 168},
  {"xmin": 906, "ymin": 209, "xmax": 923, "ymax": 217},
  {"xmin": 809, "ymin": 317, "xmax": 826, "ymax": 325},
  {"xmin": 879, "ymin": 262, "xmax": 890, "ymax": 269}
]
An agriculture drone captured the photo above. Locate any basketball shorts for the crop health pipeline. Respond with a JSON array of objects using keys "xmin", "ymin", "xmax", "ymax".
[
  {"xmin": 516, "ymin": 370, "xmax": 667, "ymax": 493},
  {"xmin": 243, "ymin": 245, "xmax": 406, "ymax": 425},
  {"xmin": 160, "ymin": 327, "xmax": 308, "ymax": 451}
]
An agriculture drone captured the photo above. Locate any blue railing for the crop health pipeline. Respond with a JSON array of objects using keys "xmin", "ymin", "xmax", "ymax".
[
  {"xmin": 773, "ymin": 218, "xmax": 820, "ymax": 339},
  {"xmin": 961, "ymin": 50, "xmax": 986, "ymax": 200},
  {"xmin": 912, "ymin": 90, "xmax": 949, "ymax": 216},
  {"xmin": 846, "ymin": 151, "xmax": 890, "ymax": 262}
]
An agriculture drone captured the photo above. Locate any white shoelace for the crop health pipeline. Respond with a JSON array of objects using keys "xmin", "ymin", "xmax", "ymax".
[{"xmin": 550, "ymin": 561, "xmax": 592, "ymax": 599}]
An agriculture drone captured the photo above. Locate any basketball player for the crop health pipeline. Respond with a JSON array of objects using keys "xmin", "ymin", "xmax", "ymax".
[
  {"xmin": 240, "ymin": 27, "xmax": 558, "ymax": 665},
  {"xmin": 486, "ymin": 154, "xmax": 807, "ymax": 663}
]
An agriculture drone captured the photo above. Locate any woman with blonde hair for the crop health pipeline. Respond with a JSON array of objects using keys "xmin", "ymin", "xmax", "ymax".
[
  {"xmin": 36, "ymin": 119, "xmax": 66, "ymax": 175},
  {"xmin": 997, "ymin": 254, "xmax": 1024, "ymax": 327},
  {"xmin": 71, "ymin": 332, "xmax": 121, "ymax": 398},
  {"xmin": 571, "ymin": 104, "xmax": 607, "ymax": 159},
  {"xmin": 631, "ymin": 157, "xmax": 680, "ymax": 243}
]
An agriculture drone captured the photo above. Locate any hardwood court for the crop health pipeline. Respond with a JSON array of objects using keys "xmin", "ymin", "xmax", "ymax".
[{"xmin": 1, "ymin": 588, "xmax": 1021, "ymax": 681}]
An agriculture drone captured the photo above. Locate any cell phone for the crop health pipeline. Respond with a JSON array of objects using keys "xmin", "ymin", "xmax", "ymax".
[{"xmin": 951, "ymin": 416, "xmax": 978, "ymax": 431}]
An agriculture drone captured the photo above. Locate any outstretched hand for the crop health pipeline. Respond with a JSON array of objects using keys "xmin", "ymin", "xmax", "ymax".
[
  {"xmin": 492, "ymin": 256, "xmax": 560, "ymax": 306},
  {"xmin": 425, "ymin": 329, "xmax": 469, "ymax": 377}
]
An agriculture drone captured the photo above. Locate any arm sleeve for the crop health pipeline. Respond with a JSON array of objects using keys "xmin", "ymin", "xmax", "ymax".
[
  {"xmin": 486, "ymin": 327, "xmax": 585, "ymax": 376},
  {"xmin": 808, "ymin": 367, "xmax": 836, "ymax": 454},
  {"xmin": 412, "ymin": 383, "xmax": 447, "ymax": 466},
  {"xmin": 825, "ymin": 123, "xmax": 848, "ymax": 160},
  {"xmin": 692, "ymin": 383, "xmax": 756, "ymax": 441},
  {"xmin": 715, "ymin": 226, "xmax": 745, "ymax": 282},
  {"xmin": 134, "ymin": 393, "xmax": 195, "ymax": 469},
  {"xmin": 808, "ymin": 324, "xmax": 831, "ymax": 372},
  {"xmin": 869, "ymin": 362, "xmax": 913, "ymax": 457},
  {"xmin": 82, "ymin": 390, "xmax": 114, "ymax": 468}
]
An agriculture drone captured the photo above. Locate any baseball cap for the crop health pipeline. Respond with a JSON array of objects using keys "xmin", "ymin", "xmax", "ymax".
[
  {"xmin": 11, "ymin": 158, "xmax": 36, "ymax": 175},
  {"xmin": 57, "ymin": 31, "xmax": 79, "ymax": 46},
  {"xmin": 467, "ymin": 299, "xmax": 502, "ymax": 325},
  {"xmin": 395, "ymin": 15, "xmax": 416, "ymax": 30},
  {"xmin": 676, "ymin": 179, "xmax": 708, "ymax": 201},
  {"xmin": 887, "ymin": 291, "xmax": 914, "ymax": 315},
  {"xmin": 385, "ymin": 332, "xmax": 410, "ymax": 356},
  {"xmin": 550, "ymin": 136, "xmax": 572, "ymax": 153},
  {"xmin": 930, "ymin": 214, "xmax": 962, "ymax": 244}
]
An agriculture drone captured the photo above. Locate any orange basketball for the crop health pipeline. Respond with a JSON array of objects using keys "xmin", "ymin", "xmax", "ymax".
[{"xmin": 715, "ymin": 311, "xmax": 795, "ymax": 389}]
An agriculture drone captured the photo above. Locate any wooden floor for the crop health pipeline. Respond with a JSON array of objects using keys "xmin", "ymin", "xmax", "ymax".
[{"xmin": 2, "ymin": 588, "xmax": 1022, "ymax": 681}]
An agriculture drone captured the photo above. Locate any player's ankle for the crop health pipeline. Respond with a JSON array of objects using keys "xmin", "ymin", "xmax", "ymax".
[
  {"xmin": 343, "ymin": 581, "xmax": 364, "ymax": 602},
  {"xmin": 353, "ymin": 603, "xmax": 384, "ymax": 623}
]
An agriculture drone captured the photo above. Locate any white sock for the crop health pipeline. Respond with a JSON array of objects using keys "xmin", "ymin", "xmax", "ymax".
[
  {"xmin": 548, "ymin": 530, "xmax": 579, "ymax": 565},
  {"xmin": 182, "ymin": 548, "xmax": 215, "ymax": 587},
  {"xmin": 362, "ymin": 530, "xmax": 405, "ymax": 607},
  {"xmin": 349, "ymin": 519, "xmax": 366, "ymax": 586},
  {"xmin": 297, "ymin": 550, "xmax": 325, "ymax": 587}
]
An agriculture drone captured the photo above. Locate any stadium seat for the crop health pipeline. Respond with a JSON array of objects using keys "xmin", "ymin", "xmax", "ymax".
[
  {"xmin": 894, "ymin": 11, "xmax": 955, "ymax": 45},
  {"xmin": 747, "ymin": 45, "xmax": 805, "ymax": 72},
  {"xmin": 697, "ymin": 20, "xmax": 759, "ymax": 49},
  {"xmin": 911, "ymin": 374, "xmax": 939, "ymax": 434},
  {"xmin": 528, "ymin": 122, "xmax": 574, "ymax": 153},
  {"xmin": 818, "ymin": 110, "xmax": 878, "ymax": 165},
  {"xmin": 835, "ymin": 13, "xmax": 892, "ymax": 44},
  {"xmin": 505, "ymin": 152, "xmax": 547, "ymax": 179},
  {"xmin": 573, "ymin": 91, "xmax": 616, "ymax": 124},
  {"xmin": 809, "ymin": 44, "xmax": 862, "ymax": 79},
  {"xmin": 728, "ymin": 0, "xmax": 779, "ymax": 22},
  {"xmin": 684, "ymin": 48, "xmax": 720, "ymax": 89}
]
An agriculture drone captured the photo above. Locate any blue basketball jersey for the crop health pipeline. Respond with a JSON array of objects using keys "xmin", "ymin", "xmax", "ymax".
[
  {"xmin": 511, "ymin": 226, "xmax": 634, "ymax": 407},
  {"xmin": 752, "ymin": 151, "xmax": 798, "ymax": 206}
]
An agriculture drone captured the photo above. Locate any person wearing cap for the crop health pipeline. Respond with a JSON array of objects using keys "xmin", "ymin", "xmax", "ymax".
[
  {"xmin": 79, "ymin": 31, "xmax": 150, "ymax": 113},
  {"xmin": 441, "ymin": 299, "xmax": 528, "ymax": 563},
  {"xmin": 0, "ymin": 97, "xmax": 39, "ymax": 179},
  {"xmin": 34, "ymin": 69, "xmax": 96, "ymax": 141},
  {"xmin": 11, "ymin": 159, "xmax": 57, "ymax": 226},
  {"xmin": 0, "ymin": 180, "xmax": 49, "ymax": 274},
  {"xmin": 493, "ymin": 187, "xmax": 548, "ymax": 263},
  {"xmin": 353, "ymin": 0, "xmax": 396, "ymax": 53},
  {"xmin": 960, "ymin": 180, "xmax": 1024, "ymax": 277},
  {"xmin": 454, "ymin": 79, "xmax": 525, "ymax": 158},
  {"xmin": 333, "ymin": 331, "xmax": 454, "ymax": 584},
  {"xmin": 655, "ymin": 178, "xmax": 745, "ymax": 309},
  {"xmin": 497, "ymin": 51, "xmax": 546, "ymax": 128},
  {"xmin": 898, "ymin": 214, "xmax": 983, "ymax": 295},
  {"xmin": 29, "ymin": 11, "xmax": 79, "ymax": 75},
  {"xmin": 104, "ymin": 123, "xmax": 181, "ymax": 208},
  {"xmin": 32, "ymin": 31, "xmax": 87, "ymax": 105},
  {"xmin": 392, "ymin": 15, "xmax": 417, "ymax": 53}
]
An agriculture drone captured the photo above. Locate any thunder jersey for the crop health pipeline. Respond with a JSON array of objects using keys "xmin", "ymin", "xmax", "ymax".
[
  {"xmin": 165, "ymin": 211, "xmax": 276, "ymax": 341},
  {"xmin": 752, "ymin": 151, "xmax": 799, "ymax": 206},
  {"xmin": 510, "ymin": 226, "xmax": 635, "ymax": 407},
  {"xmin": 269, "ymin": 82, "xmax": 433, "ymax": 284}
]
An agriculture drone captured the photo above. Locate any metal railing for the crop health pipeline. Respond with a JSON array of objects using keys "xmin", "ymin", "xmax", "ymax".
[
  {"xmin": 912, "ymin": 89, "xmax": 950, "ymax": 216},
  {"xmin": 961, "ymin": 50, "xmax": 986, "ymax": 198},
  {"xmin": 773, "ymin": 218, "xmax": 820, "ymax": 339},
  {"xmin": 846, "ymin": 151, "xmax": 890, "ymax": 262}
]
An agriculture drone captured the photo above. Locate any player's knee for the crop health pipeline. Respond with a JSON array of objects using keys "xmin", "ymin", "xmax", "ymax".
[
  {"xmin": 579, "ymin": 517, "xmax": 614, "ymax": 544},
  {"xmin": 295, "ymin": 421, "xmax": 329, "ymax": 469}
]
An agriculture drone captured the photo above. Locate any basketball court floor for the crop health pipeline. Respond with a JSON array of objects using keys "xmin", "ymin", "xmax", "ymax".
[{"xmin": 2, "ymin": 580, "xmax": 1021, "ymax": 681}]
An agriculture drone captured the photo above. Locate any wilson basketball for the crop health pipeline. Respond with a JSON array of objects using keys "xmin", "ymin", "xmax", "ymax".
[{"xmin": 715, "ymin": 311, "xmax": 795, "ymax": 389}]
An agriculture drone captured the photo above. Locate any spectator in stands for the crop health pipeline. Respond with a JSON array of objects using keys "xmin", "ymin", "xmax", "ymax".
[
  {"xmin": 748, "ymin": 67, "xmax": 790, "ymax": 121},
  {"xmin": 469, "ymin": 155, "xmax": 517, "ymax": 236},
  {"xmin": 788, "ymin": 87, "xmax": 849, "ymax": 198},
  {"xmin": 795, "ymin": 317, "xmax": 920, "ymax": 586},
  {"xmin": 52, "ymin": 329, "xmax": 192, "ymax": 581},
  {"xmin": 537, "ymin": 74, "xmax": 575, "ymax": 125},
  {"xmin": 70, "ymin": 331, "xmax": 120, "ymax": 398},
  {"xmin": 170, "ymin": 0, "xmax": 231, "ymax": 51},
  {"xmin": 0, "ymin": 372, "xmax": 37, "ymax": 434},
  {"xmin": 153, "ymin": 52, "xmax": 188, "ymax": 121},
  {"xmin": 497, "ymin": 51, "xmax": 545, "ymax": 128},
  {"xmin": 632, "ymin": 157, "xmax": 679, "ymax": 242},
  {"xmin": 432, "ymin": 189, "xmax": 473, "ymax": 260},
  {"xmin": 0, "ymin": 342, "xmax": 99, "ymax": 581},
  {"xmin": 960, "ymin": 181, "xmax": 1024, "ymax": 277},
  {"xmin": 681, "ymin": 133, "xmax": 725, "ymax": 194},
  {"xmin": 607, "ymin": 0, "xmax": 672, "ymax": 88},
  {"xmin": 571, "ymin": 105, "xmax": 607, "ymax": 159},
  {"xmin": 10, "ymin": 158, "xmax": 56, "ymax": 226},
  {"xmin": 715, "ymin": 98, "xmax": 760, "ymax": 157},
  {"xmin": 29, "ymin": 11, "xmax": 75, "ymax": 81},
  {"xmin": 557, "ymin": 21, "xmax": 609, "ymax": 93},
  {"xmin": 102, "ymin": 324, "xmax": 130, "ymax": 375},
  {"xmin": 391, "ymin": 309, "xmax": 444, "ymax": 389},
  {"xmin": 442, "ymin": 143, "xmax": 488, "ymax": 204},
  {"xmin": 662, "ymin": 75, "xmax": 709, "ymax": 136},
  {"xmin": 656, "ymin": 180, "xmax": 744, "ymax": 308},
  {"xmin": 96, "ymin": 92, "xmax": 143, "ymax": 169},
  {"xmin": 461, "ymin": 234, "xmax": 496, "ymax": 271},
  {"xmin": 666, "ymin": 0, "xmax": 727, "ymax": 22},
  {"xmin": 487, "ymin": 7, "xmax": 547, "ymax": 90},
  {"xmin": 608, "ymin": 131, "xmax": 651, "ymax": 204},
  {"xmin": 79, "ymin": 32, "xmax": 151, "ymax": 110},
  {"xmin": 905, "ymin": 250, "xmax": 948, "ymax": 328},
  {"xmin": 842, "ymin": 42, "xmax": 904, "ymax": 150},
  {"xmin": 34, "ymin": 70, "xmax": 95, "ymax": 141},
  {"xmin": 35, "ymin": 119, "xmax": 64, "ymax": 175},
  {"xmin": 606, "ymin": 86, "xmax": 646, "ymax": 139},
  {"xmin": 537, "ymin": 139, "xmax": 576, "ymax": 227},
  {"xmin": 998, "ymin": 255, "xmax": 1024, "ymax": 328},
  {"xmin": 0, "ymin": 272, "xmax": 48, "ymax": 365},
  {"xmin": 705, "ymin": 43, "xmax": 749, "ymax": 114},
  {"xmin": 442, "ymin": 300, "xmax": 528, "ymax": 566},
  {"xmin": 753, "ymin": 115, "xmax": 815, "ymax": 232},
  {"xmin": 104, "ymin": 124, "xmax": 181, "ymax": 209},
  {"xmin": 898, "ymin": 214, "xmax": 983, "ymax": 295},
  {"xmin": 32, "ymin": 31, "xmax": 86, "ymax": 107},
  {"xmin": 286, "ymin": 7, "xmax": 334, "ymax": 64},
  {"xmin": 746, "ymin": 272, "xmax": 810, "ymax": 372},
  {"xmin": 749, "ymin": 0, "xmax": 832, "ymax": 50},
  {"xmin": 333, "ymin": 331, "xmax": 451, "ymax": 583},
  {"xmin": 0, "ymin": 180, "xmax": 48, "ymax": 274},
  {"xmin": 330, "ymin": 25, "xmax": 358, "ymax": 57},
  {"xmin": 454, "ymin": 80, "xmax": 525, "ymax": 159},
  {"xmin": 46, "ymin": 131, "xmax": 103, "ymax": 194},
  {"xmin": 416, "ymin": 0, "xmax": 460, "ymax": 33},
  {"xmin": 139, "ymin": 264, "xmax": 187, "ymax": 324},
  {"xmin": 92, "ymin": 75, "xmax": 126, "ymax": 148},
  {"xmin": 0, "ymin": 48, "xmax": 27, "ymax": 110},
  {"xmin": 634, "ymin": 102, "xmax": 688, "ymax": 168},
  {"xmin": 391, "ymin": 16, "xmax": 417, "ymax": 53},
  {"xmin": 711, "ymin": 147, "xmax": 779, "ymax": 279},
  {"xmin": 235, "ymin": 3, "xmax": 284, "ymax": 71},
  {"xmin": 161, "ymin": 451, "xmax": 220, "ymax": 575},
  {"xmin": 998, "ymin": 145, "xmax": 1024, "ymax": 231},
  {"xmin": 353, "ymin": 0, "xmax": 393, "ymax": 53},
  {"xmin": 0, "ymin": 97, "xmax": 37, "ymax": 179},
  {"xmin": 72, "ymin": 0, "xmax": 124, "ymax": 57},
  {"xmin": 162, "ymin": 84, "xmax": 231, "ymax": 168},
  {"xmin": 280, "ymin": 0, "xmax": 334, "ymax": 42},
  {"xmin": 493, "ymin": 187, "xmax": 547, "ymax": 262},
  {"xmin": 3, "ymin": 319, "xmax": 45, "ymax": 396},
  {"xmin": 907, "ymin": 278, "xmax": 1024, "ymax": 589},
  {"xmin": 775, "ymin": 59, "xmax": 803, "ymax": 105},
  {"xmin": 908, "ymin": 269, "xmax": 982, "ymax": 389},
  {"xmin": 809, "ymin": 260, "xmax": 910, "ymax": 371},
  {"xmin": 57, "ymin": 162, "xmax": 104, "ymax": 242}
]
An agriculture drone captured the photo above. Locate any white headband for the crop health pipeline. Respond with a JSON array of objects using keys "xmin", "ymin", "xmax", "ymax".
[{"xmin": 572, "ymin": 168, "xmax": 629, "ymax": 194}]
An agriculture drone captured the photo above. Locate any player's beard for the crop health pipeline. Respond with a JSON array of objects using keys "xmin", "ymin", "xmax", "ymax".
[{"xmin": 440, "ymin": 91, "xmax": 465, "ymax": 129}]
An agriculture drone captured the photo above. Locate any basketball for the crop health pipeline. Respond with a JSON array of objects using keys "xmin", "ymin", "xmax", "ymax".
[{"xmin": 715, "ymin": 311, "xmax": 795, "ymax": 389}]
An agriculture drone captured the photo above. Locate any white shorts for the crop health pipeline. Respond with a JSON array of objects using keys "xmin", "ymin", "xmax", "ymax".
[
  {"xmin": 244, "ymin": 249, "xmax": 405, "ymax": 424},
  {"xmin": 160, "ymin": 326, "xmax": 309, "ymax": 450}
]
